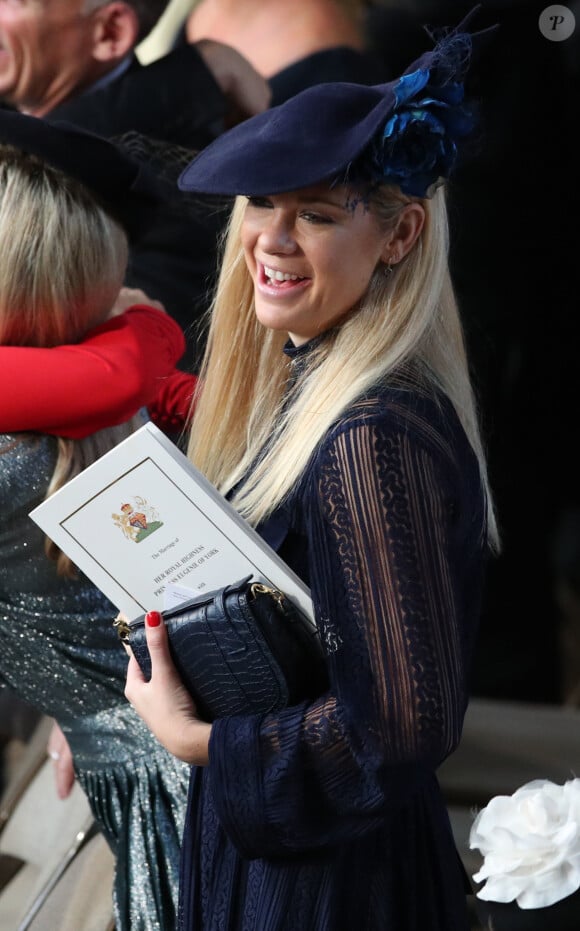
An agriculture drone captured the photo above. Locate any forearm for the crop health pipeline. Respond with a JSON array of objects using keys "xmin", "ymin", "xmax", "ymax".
[{"xmin": 0, "ymin": 306, "xmax": 186, "ymax": 438}]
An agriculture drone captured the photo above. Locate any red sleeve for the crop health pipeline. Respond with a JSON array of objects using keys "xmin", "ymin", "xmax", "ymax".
[
  {"xmin": 148, "ymin": 369, "xmax": 198, "ymax": 434},
  {"xmin": 0, "ymin": 306, "xmax": 187, "ymax": 438}
]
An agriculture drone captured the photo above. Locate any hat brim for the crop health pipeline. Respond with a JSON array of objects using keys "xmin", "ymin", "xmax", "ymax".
[{"xmin": 0, "ymin": 109, "xmax": 167, "ymax": 239}]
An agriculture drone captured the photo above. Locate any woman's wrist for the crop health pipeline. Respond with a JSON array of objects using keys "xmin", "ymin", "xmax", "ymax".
[{"xmin": 178, "ymin": 719, "xmax": 212, "ymax": 766}]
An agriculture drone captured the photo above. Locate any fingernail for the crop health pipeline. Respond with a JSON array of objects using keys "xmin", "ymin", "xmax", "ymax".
[{"xmin": 146, "ymin": 611, "xmax": 162, "ymax": 627}]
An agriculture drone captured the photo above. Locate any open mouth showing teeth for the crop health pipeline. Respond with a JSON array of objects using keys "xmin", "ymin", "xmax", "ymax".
[{"xmin": 264, "ymin": 265, "xmax": 305, "ymax": 284}]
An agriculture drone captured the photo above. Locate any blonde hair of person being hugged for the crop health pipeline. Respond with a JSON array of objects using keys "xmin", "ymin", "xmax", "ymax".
[{"xmin": 0, "ymin": 146, "xmax": 140, "ymax": 570}]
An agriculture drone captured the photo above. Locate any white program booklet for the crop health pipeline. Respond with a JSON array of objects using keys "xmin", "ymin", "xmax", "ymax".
[{"xmin": 30, "ymin": 422, "xmax": 313, "ymax": 623}]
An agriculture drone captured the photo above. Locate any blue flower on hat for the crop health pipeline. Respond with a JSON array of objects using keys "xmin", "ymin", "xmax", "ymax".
[
  {"xmin": 393, "ymin": 69, "xmax": 430, "ymax": 107},
  {"xmin": 378, "ymin": 69, "xmax": 474, "ymax": 197}
]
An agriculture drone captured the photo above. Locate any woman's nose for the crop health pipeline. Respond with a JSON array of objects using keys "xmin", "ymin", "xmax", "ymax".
[{"xmin": 258, "ymin": 212, "xmax": 296, "ymax": 254}]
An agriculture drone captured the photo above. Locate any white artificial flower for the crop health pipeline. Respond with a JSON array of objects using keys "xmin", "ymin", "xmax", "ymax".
[{"xmin": 469, "ymin": 778, "xmax": 580, "ymax": 909}]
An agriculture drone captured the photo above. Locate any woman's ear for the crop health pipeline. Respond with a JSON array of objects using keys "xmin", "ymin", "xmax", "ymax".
[
  {"xmin": 381, "ymin": 202, "xmax": 426, "ymax": 266},
  {"xmin": 91, "ymin": 2, "xmax": 140, "ymax": 63}
]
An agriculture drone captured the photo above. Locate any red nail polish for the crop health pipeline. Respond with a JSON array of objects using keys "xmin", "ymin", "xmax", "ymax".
[{"xmin": 146, "ymin": 611, "xmax": 162, "ymax": 627}]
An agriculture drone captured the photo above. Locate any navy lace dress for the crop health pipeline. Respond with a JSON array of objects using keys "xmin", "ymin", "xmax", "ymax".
[{"xmin": 179, "ymin": 371, "xmax": 487, "ymax": 930}]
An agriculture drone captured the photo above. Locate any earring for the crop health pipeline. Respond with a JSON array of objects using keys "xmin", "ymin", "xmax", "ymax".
[{"xmin": 383, "ymin": 258, "xmax": 397, "ymax": 278}]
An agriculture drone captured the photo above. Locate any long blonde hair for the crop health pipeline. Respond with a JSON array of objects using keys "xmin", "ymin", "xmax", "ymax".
[
  {"xmin": 188, "ymin": 184, "xmax": 499, "ymax": 551},
  {"xmin": 0, "ymin": 144, "xmax": 143, "ymax": 575}
]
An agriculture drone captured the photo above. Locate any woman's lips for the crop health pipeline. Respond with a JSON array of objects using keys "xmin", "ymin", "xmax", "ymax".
[{"xmin": 258, "ymin": 262, "xmax": 310, "ymax": 294}]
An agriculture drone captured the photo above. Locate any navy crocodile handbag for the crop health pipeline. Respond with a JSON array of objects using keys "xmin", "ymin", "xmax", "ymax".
[{"xmin": 115, "ymin": 576, "xmax": 328, "ymax": 721}]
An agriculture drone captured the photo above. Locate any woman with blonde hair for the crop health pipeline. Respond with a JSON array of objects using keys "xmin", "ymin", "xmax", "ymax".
[
  {"xmin": 125, "ymin": 10, "xmax": 499, "ymax": 931},
  {"xmin": 0, "ymin": 113, "xmax": 191, "ymax": 931}
]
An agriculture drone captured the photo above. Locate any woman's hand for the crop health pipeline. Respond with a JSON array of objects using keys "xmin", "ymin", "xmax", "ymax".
[
  {"xmin": 108, "ymin": 287, "xmax": 166, "ymax": 319},
  {"xmin": 124, "ymin": 611, "xmax": 211, "ymax": 766},
  {"xmin": 47, "ymin": 720, "xmax": 76, "ymax": 799},
  {"xmin": 193, "ymin": 39, "xmax": 271, "ymax": 126}
]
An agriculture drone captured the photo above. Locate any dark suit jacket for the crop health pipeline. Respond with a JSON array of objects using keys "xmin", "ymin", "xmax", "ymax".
[
  {"xmin": 50, "ymin": 44, "xmax": 226, "ymax": 149},
  {"xmin": 268, "ymin": 46, "xmax": 385, "ymax": 106}
]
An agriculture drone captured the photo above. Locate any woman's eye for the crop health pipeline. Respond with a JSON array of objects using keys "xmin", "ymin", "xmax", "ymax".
[{"xmin": 300, "ymin": 212, "xmax": 333, "ymax": 225}]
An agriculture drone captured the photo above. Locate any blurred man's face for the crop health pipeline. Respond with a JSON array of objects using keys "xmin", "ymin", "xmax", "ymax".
[{"xmin": 0, "ymin": 0, "xmax": 106, "ymax": 115}]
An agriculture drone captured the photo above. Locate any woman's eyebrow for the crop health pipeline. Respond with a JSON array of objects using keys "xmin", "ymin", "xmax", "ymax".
[{"xmin": 298, "ymin": 195, "xmax": 352, "ymax": 212}]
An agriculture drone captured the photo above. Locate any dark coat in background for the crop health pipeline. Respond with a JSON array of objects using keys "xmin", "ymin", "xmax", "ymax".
[{"xmin": 366, "ymin": 0, "xmax": 580, "ymax": 703}]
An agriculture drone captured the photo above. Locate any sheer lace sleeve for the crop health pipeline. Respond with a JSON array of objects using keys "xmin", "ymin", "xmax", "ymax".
[{"xmin": 209, "ymin": 395, "xmax": 486, "ymax": 859}]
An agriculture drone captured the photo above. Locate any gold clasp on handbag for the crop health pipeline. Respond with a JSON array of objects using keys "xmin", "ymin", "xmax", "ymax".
[
  {"xmin": 113, "ymin": 615, "xmax": 131, "ymax": 642},
  {"xmin": 249, "ymin": 582, "xmax": 285, "ymax": 610}
]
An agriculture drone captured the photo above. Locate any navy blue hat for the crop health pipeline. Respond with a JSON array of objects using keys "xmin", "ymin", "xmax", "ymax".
[
  {"xmin": 179, "ymin": 7, "xmax": 495, "ymax": 200},
  {"xmin": 0, "ymin": 109, "xmax": 167, "ymax": 239}
]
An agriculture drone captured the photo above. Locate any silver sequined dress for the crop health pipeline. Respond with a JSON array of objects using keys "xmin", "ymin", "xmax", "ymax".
[{"xmin": 0, "ymin": 433, "xmax": 190, "ymax": 931}]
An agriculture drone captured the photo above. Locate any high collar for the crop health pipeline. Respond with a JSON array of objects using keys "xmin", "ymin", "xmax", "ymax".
[{"xmin": 282, "ymin": 334, "xmax": 325, "ymax": 362}]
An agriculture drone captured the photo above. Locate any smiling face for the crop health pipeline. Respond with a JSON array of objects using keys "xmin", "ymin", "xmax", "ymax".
[
  {"xmin": 0, "ymin": 0, "xmax": 105, "ymax": 114},
  {"xmin": 240, "ymin": 184, "xmax": 394, "ymax": 346}
]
